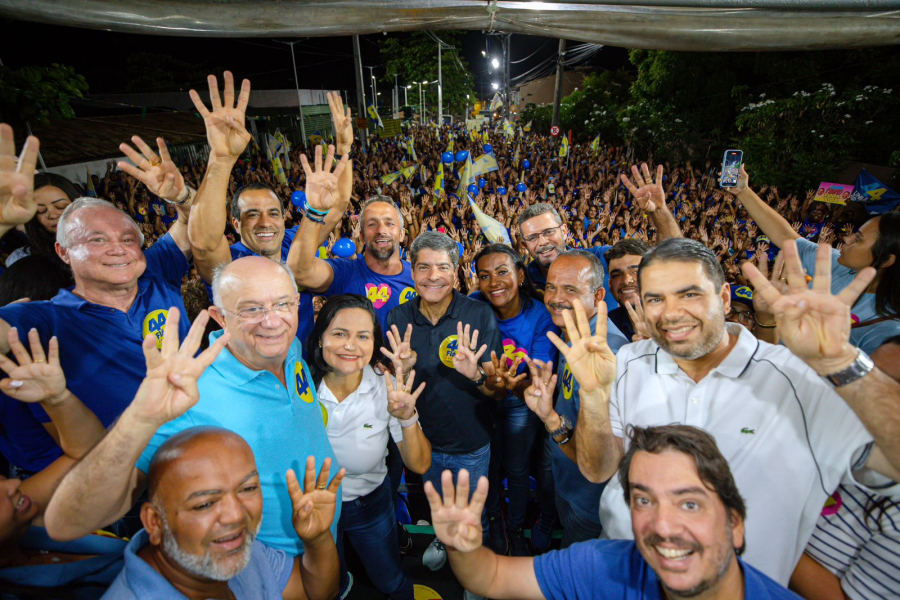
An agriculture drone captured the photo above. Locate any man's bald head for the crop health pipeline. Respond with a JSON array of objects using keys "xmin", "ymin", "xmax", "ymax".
[{"xmin": 210, "ymin": 256, "xmax": 298, "ymax": 309}]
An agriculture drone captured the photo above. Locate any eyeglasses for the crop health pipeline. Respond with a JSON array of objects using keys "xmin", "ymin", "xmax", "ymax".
[
  {"xmin": 523, "ymin": 226, "xmax": 562, "ymax": 244},
  {"xmin": 224, "ymin": 300, "xmax": 299, "ymax": 323},
  {"xmin": 727, "ymin": 308, "xmax": 756, "ymax": 328}
]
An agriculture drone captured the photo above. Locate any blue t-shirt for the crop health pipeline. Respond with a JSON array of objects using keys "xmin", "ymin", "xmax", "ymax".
[
  {"xmin": 325, "ymin": 256, "xmax": 417, "ymax": 331},
  {"xmin": 228, "ymin": 225, "xmax": 315, "ymax": 350},
  {"xmin": 103, "ymin": 529, "xmax": 292, "ymax": 599},
  {"xmin": 0, "ymin": 393, "xmax": 60, "ymax": 473},
  {"xmin": 795, "ymin": 237, "xmax": 900, "ymax": 354},
  {"xmin": 525, "ymin": 245, "xmax": 618, "ymax": 311},
  {"xmin": 553, "ymin": 314, "xmax": 628, "ymax": 522},
  {"xmin": 534, "ymin": 538, "xmax": 800, "ymax": 599},
  {"xmin": 137, "ymin": 331, "xmax": 341, "ymax": 556},
  {"xmin": 0, "ymin": 234, "xmax": 190, "ymax": 428}
]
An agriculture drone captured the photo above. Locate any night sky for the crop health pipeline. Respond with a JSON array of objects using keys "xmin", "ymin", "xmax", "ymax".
[{"xmin": 1, "ymin": 18, "xmax": 627, "ymax": 103}]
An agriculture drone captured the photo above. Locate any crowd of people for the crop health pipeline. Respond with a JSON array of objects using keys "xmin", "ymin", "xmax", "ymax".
[{"xmin": 0, "ymin": 68, "xmax": 898, "ymax": 600}]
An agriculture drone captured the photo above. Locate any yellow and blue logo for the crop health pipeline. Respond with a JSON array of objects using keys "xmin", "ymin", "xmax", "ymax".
[
  {"xmin": 561, "ymin": 363, "xmax": 574, "ymax": 400},
  {"xmin": 414, "ymin": 585, "xmax": 444, "ymax": 600},
  {"xmin": 438, "ymin": 335, "xmax": 459, "ymax": 368},
  {"xmin": 734, "ymin": 286, "xmax": 753, "ymax": 301},
  {"xmin": 399, "ymin": 287, "xmax": 418, "ymax": 305},
  {"xmin": 319, "ymin": 401, "xmax": 329, "ymax": 427},
  {"xmin": 294, "ymin": 362, "xmax": 315, "ymax": 404},
  {"xmin": 143, "ymin": 309, "xmax": 169, "ymax": 350}
]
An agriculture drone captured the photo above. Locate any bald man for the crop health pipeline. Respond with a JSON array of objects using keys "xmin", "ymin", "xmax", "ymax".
[
  {"xmin": 104, "ymin": 426, "xmax": 342, "ymax": 600},
  {"xmin": 46, "ymin": 256, "xmax": 342, "ymax": 558}
]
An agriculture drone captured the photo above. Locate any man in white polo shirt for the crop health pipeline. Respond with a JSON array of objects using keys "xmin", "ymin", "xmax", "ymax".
[{"xmin": 569, "ymin": 237, "xmax": 900, "ymax": 586}]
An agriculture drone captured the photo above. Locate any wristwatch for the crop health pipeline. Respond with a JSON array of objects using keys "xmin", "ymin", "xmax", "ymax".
[
  {"xmin": 470, "ymin": 367, "xmax": 487, "ymax": 387},
  {"xmin": 824, "ymin": 350, "xmax": 874, "ymax": 387},
  {"xmin": 547, "ymin": 414, "xmax": 573, "ymax": 445}
]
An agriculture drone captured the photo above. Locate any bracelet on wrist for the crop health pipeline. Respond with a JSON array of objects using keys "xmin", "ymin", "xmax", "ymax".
[
  {"xmin": 305, "ymin": 204, "xmax": 329, "ymax": 217},
  {"xmin": 301, "ymin": 209, "xmax": 326, "ymax": 224},
  {"xmin": 755, "ymin": 319, "xmax": 776, "ymax": 329},
  {"xmin": 398, "ymin": 410, "xmax": 419, "ymax": 428}
]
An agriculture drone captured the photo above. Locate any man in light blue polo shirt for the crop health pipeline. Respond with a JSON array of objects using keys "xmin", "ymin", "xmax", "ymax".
[{"xmin": 45, "ymin": 256, "xmax": 342, "ymax": 557}]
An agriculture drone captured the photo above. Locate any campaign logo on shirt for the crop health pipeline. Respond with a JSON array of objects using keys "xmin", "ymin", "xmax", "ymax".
[
  {"xmin": 294, "ymin": 362, "xmax": 315, "ymax": 403},
  {"xmin": 821, "ymin": 490, "xmax": 843, "ymax": 516},
  {"xmin": 143, "ymin": 309, "xmax": 169, "ymax": 349},
  {"xmin": 561, "ymin": 362, "xmax": 574, "ymax": 400},
  {"xmin": 439, "ymin": 334, "xmax": 459, "ymax": 368},
  {"xmin": 319, "ymin": 401, "xmax": 329, "ymax": 427},
  {"xmin": 734, "ymin": 286, "xmax": 753, "ymax": 301},
  {"xmin": 399, "ymin": 286, "xmax": 418, "ymax": 305},
  {"xmin": 502, "ymin": 338, "xmax": 528, "ymax": 367},
  {"xmin": 365, "ymin": 283, "xmax": 392, "ymax": 309},
  {"xmin": 850, "ymin": 313, "xmax": 860, "ymax": 325},
  {"xmin": 414, "ymin": 585, "xmax": 444, "ymax": 600}
]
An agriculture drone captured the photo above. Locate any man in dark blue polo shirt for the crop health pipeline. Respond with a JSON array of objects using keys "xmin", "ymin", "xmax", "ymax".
[{"xmin": 386, "ymin": 232, "xmax": 505, "ymax": 575}]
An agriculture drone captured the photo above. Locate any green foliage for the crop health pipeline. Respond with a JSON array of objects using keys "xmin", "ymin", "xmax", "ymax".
[
  {"xmin": 124, "ymin": 52, "xmax": 223, "ymax": 93},
  {"xmin": 0, "ymin": 63, "xmax": 88, "ymax": 126},
  {"xmin": 379, "ymin": 32, "xmax": 476, "ymax": 116}
]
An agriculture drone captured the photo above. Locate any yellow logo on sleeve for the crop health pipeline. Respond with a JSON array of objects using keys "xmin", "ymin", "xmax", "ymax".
[
  {"xmin": 438, "ymin": 335, "xmax": 459, "ymax": 368},
  {"xmin": 319, "ymin": 401, "xmax": 329, "ymax": 427},
  {"xmin": 143, "ymin": 309, "xmax": 170, "ymax": 349},
  {"xmin": 414, "ymin": 585, "xmax": 444, "ymax": 600},
  {"xmin": 399, "ymin": 287, "xmax": 418, "ymax": 305},
  {"xmin": 294, "ymin": 362, "xmax": 315, "ymax": 404},
  {"xmin": 561, "ymin": 363, "xmax": 574, "ymax": 400}
]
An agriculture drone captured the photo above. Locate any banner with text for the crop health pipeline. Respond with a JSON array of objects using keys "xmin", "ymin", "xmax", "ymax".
[{"xmin": 814, "ymin": 182, "xmax": 853, "ymax": 205}]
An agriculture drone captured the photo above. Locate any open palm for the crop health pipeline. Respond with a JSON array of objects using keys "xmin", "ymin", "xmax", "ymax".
[
  {"xmin": 0, "ymin": 328, "xmax": 66, "ymax": 404},
  {"xmin": 189, "ymin": 71, "xmax": 252, "ymax": 160},
  {"xmin": 0, "ymin": 124, "xmax": 39, "ymax": 226},
  {"xmin": 301, "ymin": 144, "xmax": 349, "ymax": 212},
  {"xmin": 425, "ymin": 469, "xmax": 488, "ymax": 553},
  {"xmin": 386, "ymin": 366, "xmax": 426, "ymax": 421},
  {"xmin": 287, "ymin": 456, "xmax": 345, "ymax": 542},
  {"xmin": 118, "ymin": 136, "xmax": 185, "ymax": 202},
  {"xmin": 522, "ymin": 357, "xmax": 557, "ymax": 421},
  {"xmin": 620, "ymin": 163, "xmax": 664, "ymax": 213}
]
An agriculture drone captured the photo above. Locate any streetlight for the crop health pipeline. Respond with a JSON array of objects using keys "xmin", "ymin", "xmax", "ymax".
[
  {"xmin": 491, "ymin": 82, "xmax": 499, "ymax": 90},
  {"xmin": 491, "ymin": 57, "xmax": 500, "ymax": 69}
]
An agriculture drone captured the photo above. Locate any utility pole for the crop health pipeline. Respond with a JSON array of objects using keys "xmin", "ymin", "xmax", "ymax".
[
  {"xmin": 551, "ymin": 39, "xmax": 567, "ymax": 128},
  {"xmin": 504, "ymin": 34, "xmax": 512, "ymax": 120},
  {"xmin": 438, "ymin": 43, "xmax": 443, "ymax": 125},
  {"xmin": 403, "ymin": 85, "xmax": 409, "ymax": 107},
  {"xmin": 352, "ymin": 36, "xmax": 368, "ymax": 148},
  {"xmin": 276, "ymin": 40, "xmax": 307, "ymax": 147},
  {"xmin": 393, "ymin": 74, "xmax": 399, "ymax": 116},
  {"xmin": 365, "ymin": 66, "xmax": 377, "ymax": 109}
]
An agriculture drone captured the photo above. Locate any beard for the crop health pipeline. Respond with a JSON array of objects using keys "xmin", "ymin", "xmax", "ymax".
[
  {"xmin": 534, "ymin": 242, "xmax": 565, "ymax": 267},
  {"xmin": 159, "ymin": 512, "xmax": 261, "ymax": 582},
  {"xmin": 658, "ymin": 541, "xmax": 734, "ymax": 598},
  {"xmin": 367, "ymin": 237, "xmax": 397, "ymax": 260}
]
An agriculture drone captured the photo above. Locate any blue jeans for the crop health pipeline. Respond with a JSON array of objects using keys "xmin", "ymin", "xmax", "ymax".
[
  {"xmin": 486, "ymin": 397, "xmax": 542, "ymax": 528},
  {"xmin": 423, "ymin": 443, "xmax": 491, "ymax": 535},
  {"xmin": 337, "ymin": 477, "xmax": 413, "ymax": 600}
]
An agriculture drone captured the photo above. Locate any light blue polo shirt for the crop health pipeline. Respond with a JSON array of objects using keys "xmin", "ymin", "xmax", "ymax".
[{"xmin": 136, "ymin": 331, "xmax": 341, "ymax": 556}]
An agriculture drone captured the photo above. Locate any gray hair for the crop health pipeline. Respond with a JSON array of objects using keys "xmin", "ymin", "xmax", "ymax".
[
  {"xmin": 517, "ymin": 202, "xmax": 563, "ymax": 229},
  {"xmin": 557, "ymin": 249, "xmax": 605, "ymax": 293},
  {"xmin": 210, "ymin": 258, "xmax": 298, "ymax": 308},
  {"xmin": 410, "ymin": 231, "xmax": 459, "ymax": 269},
  {"xmin": 56, "ymin": 197, "xmax": 144, "ymax": 249},
  {"xmin": 638, "ymin": 238, "xmax": 725, "ymax": 290},
  {"xmin": 361, "ymin": 195, "xmax": 404, "ymax": 229}
]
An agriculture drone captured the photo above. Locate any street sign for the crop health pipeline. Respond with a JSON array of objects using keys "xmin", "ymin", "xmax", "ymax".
[{"xmin": 550, "ymin": 125, "xmax": 560, "ymax": 137}]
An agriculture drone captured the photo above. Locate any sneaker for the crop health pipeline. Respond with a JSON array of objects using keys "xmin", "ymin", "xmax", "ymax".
[
  {"xmin": 422, "ymin": 537, "xmax": 447, "ymax": 571},
  {"xmin": 531, "ymin": 512, "xmax": 555, "ymax": 553},
  {"xmin": 464, "ymin": 591, "xmax": 486, "ymax": 600},
  {"xmin": 339, "ymin": 571, "xmax": 354, "ymax": 600},
  {"xmin": 509, "ymin": 526, "xmax": 530, "ymax": 556},
  {"xmin": 397, "ymin": 522, "xmax": 413, "ymax": 555},
  {"xmin": 487, "ymin": 512, "xmax": 509, "ymax": 555}
]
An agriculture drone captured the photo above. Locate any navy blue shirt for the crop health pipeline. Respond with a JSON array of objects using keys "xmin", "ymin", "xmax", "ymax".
[
  {"xmin": 325, "ymin": 256, "xmax": 416, "ymax": 331},
  {"xmin": 525, "ymin": 245, "xmax": 618, "ymax": 311},
  {"xmin": 534, "ymin": 539, "xmax": 800, "ymax": 600},
  {"xmin": 0, "ymin": 394, "xmax": 60, "ymax": 473},
  {"xmin": 0, "ymin": 234, "xmax": 190, "ymax": 428}
]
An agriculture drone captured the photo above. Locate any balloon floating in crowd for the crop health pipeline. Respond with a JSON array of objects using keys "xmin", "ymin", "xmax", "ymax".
[
  {"xmin": 483, "ymin": 144, "xmax": 493, "ymax": 154},
  {"xmin": 478, "ymin": 177, "xmax": 487, "ymax": 189},
  {"xmin": 291, "ymin": 190, "xmax": 306, "ymax": 208},
  {"xmin": 442, "ymin": 152, "xmax": 454, "ymax": 164},
  {"xmin": 516, "ymin": 183, "xmax": 527, "ymax": 193},
  {"xmin": 522, "ymin": 159, "xmax": 531, "ymax": 169},
  {"xmin": 457, "ymin": 241, "xmax": 464, "ymax": 257},
  {"xmin": 467, "ymin": 183, "xmax": 479, "ymax": 196},
  {"xmin": 332, "ymin": 238, "xmax": 356, "ymax": 258},
  {"xmin": 455, "ymin": 150, "xmax": 469, "ymax": 162},
  {"xmin": 498, "ymin": 186, "xmax": 508, "ymax": 196}
]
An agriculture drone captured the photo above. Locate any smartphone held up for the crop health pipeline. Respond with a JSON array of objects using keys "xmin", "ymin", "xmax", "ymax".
[{"xmin": 720, "ymin": 149, "xmax": 743, "ymax": 188}]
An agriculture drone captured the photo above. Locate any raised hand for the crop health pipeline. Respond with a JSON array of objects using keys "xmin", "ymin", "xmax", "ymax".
[
  {"xmin": 386, "ymin": 365, "xmax": 426, "ymax": 421},
  {"xmin": 189, "ymin": 71, "xmax": 252, "ymax": 162},
  {"xmin": 489, "ymin": 351, "xmax": 527, "ymax": 391},
  {"xmin": 453, "ymin": 322, "xmax": 487, "ymax": 381},
  {"xmin": 728, "ymin": 164, "xmax": 750, "ymax": 196},
  {"xmin": 301, "ymin": 144, "xmax": 349, "ymax": 212},
  {"xmin": 546, "ymin": 299, "xmax": 616, "ymax": 394},
  {"xmin": 327, "ymin": 91, "xmax": 353, "ymax": 153},
  {"xmin": 286, "ymin": 456, "xmax": 345, "ymax": 543},
  {"xmin": 751, "ymin": 250, "xmax": 787, "ymax": 318},
  {"xmin": 623, "ymin": 300, "xmax": 651, "ymax": 342},
  {"xmin": 522, "ymin": 357, "xmax": 557, "ymax": 422},
  {"xmin": 620, "ymin": 163, "xmax": 665, "ymax": 212},
  {"xmin": 425, "ymin": 469, "xmax": 488, "ymax": 553},
  {"xmin": 741, "ymin": 240, "xmax": 875, "ymax": 374},
  {"xmin": 0, "ymin": 124, "xmax": 39, "ymax": 227},
  {"xmin": 380, "ymin": 324, "xmax": 418, "ymax": 373},
  {"xmin": 131, "ymin": 308, "xmax": 230, "ymax": 427},
  {"xmin": 0, "ymin": 328, "xmax": 66, "ymax": 405},
  {"xmin": 118, "ymin": 136, "xmax": 187, "ymax": 203}
]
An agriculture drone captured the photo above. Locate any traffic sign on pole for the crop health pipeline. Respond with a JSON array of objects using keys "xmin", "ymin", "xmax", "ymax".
[{"xmin": 550, "ymin": 125, "xmax": 560, "ymax": 137}]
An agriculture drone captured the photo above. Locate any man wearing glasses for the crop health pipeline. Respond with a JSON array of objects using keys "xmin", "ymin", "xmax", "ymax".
[{"xmin": 44, "ymin": 255, "xmax": 342, "ymax": 558}]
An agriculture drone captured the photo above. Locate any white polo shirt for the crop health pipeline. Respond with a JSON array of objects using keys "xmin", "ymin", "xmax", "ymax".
[
  {"xmin": 318, "ymin": 365, "xmax": 404, "ymax": 502},
  {"xmin": 599, "ymin": 323, "xmax": 873, "ymax": 586}
]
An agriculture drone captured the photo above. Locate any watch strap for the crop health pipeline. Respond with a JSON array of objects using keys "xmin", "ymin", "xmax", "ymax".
[{"xmin": 825, "ymin": 350, "xmax": 874, "ymax": 387}]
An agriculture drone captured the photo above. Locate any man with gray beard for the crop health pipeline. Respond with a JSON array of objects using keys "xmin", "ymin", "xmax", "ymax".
[{"xmin": 103, "ymin": 427, "xmax": 342, "ymax": 600}]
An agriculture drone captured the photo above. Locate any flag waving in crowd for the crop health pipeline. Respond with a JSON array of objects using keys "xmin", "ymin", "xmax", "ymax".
[{"xmin": 367, "ymin": 102, "xmax": 384, "ymax": 129}]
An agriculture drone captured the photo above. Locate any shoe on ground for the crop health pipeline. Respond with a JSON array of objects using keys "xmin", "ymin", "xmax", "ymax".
[
  {"xmin": 397, "ymin": 522, "xmax": 413, "ymax": 555},
  {"xmin": 531, "ymin": 512, "xmax": 555, "ymax": 553},
  {"xmin": 423, "ymin": 536, "xmax": 447, "ymax": 571},
  {"xmin": 509, "ymin": 526, "xmax": 530, "ymax": 556},
  {"xmin": 487, "ymin": 512, "xmax": 509, "ymax": 556},
  {"xmin": 339, "ymin": 571, "xmax": 354, "ymax": 600}
]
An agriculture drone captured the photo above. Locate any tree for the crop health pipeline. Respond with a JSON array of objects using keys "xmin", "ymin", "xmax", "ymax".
[
  {"xmin": 379, "ymin": 32, "xmax": 476, "ymax": 117},
  {"xmin": 0, "ymin": 63, "xmax": 88, "ymax": 127}
]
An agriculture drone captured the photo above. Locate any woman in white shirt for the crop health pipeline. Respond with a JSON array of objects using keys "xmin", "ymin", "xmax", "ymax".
[{"xmin": 307, "ymin": 294, "xmax": 431, "ymax": 600}]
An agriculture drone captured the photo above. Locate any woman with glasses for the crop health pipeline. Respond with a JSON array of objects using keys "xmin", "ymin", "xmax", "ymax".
[
  {"xmin": 471, "ymin": 243, "xmax": 560, "ymax": 556},
  {"xmin": 306, "ymin": 294, "xmax": 431, "ymax": 600}
]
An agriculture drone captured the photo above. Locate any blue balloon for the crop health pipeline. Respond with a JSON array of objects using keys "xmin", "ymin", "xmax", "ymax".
[
  {"xmin": 483, "ymin": 143, "xmax": 493, "ymax": 154},
  {"xmin": 457, "ymin": 241, "xmax": 464, "ymax": 257},
  {"xmin": 498, "ymin": 186, "xmax": 508, "ymax": 196},
  {"xmin": 516, "ymin": 182, "xmax": 527, "ymax": 193},
  {"xmin": 455, "ymin": 150, "xmax": 469, "ymax": 163},
  {"xmin": 442, "ymin": 152, "xmax": 454, "ymax": 164},
  {"xmin": 291, "ymin": 190, "xmax": 306, "ymax": 208},
  {"xmin": 478, "ymin": 177, "xmax": 487, "ymax": 189},
  {"xmin": 332, "ymin": 238, "xmax": 356, "ymax": 258},
  {"xmin": 522, "ymin": 159, "xmax": 531, "ymax": 169},
  {"xmin": 467, "ymin": 184, "xmax": 479, "ymax": 196}
]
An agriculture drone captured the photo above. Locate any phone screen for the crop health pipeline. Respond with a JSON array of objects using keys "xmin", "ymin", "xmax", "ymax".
[{"xmin": 721, "ymin": 150, "xmax": 743, "ymax": 188}]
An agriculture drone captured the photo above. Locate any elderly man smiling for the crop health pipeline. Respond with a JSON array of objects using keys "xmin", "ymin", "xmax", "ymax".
[{"xmin": 46, "ymin": 256, "xmax": 342, "ymax": 558}]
